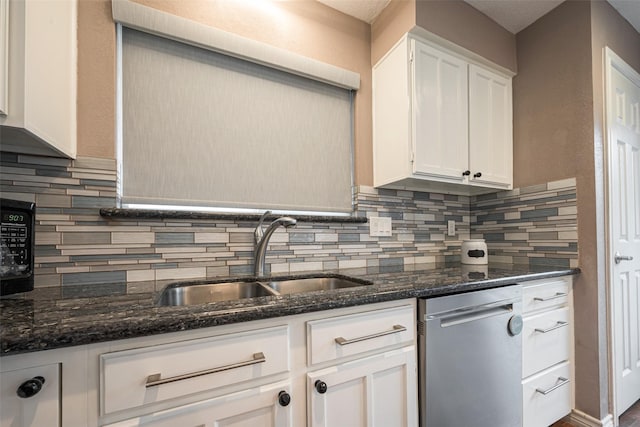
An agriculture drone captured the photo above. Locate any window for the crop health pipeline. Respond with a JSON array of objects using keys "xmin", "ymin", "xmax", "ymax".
[{"xmin": 115, "ymin": 2, "xmax": 359, "ymax": 215}]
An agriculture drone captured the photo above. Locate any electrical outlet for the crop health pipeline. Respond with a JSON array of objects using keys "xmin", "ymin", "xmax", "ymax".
[
  {"xmin": 370, "ymin": 217, "xmax": 392, "ymax": 237},
  {"xmin": 447, "ymin": 220, "xmax": 456, "ymax": 236}
]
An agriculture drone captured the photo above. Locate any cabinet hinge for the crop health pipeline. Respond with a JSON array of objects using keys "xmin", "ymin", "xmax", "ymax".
[{"xmin": 409, "ymin": 49, "xmax": 414, "ymax": 63}]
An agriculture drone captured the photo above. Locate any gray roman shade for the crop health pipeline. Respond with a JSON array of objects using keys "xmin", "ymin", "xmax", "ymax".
[{"xmin": 118, "ymin": 26, "xmax": 355, "ymax": 214}]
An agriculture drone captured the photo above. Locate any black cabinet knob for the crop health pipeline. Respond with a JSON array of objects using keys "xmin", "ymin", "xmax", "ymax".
[
  {"xmin": 473, "ymin": 172, "xmax": 482, "ymax": 178},
  {"xmin": 278, "ymin": 390, "xmax": 291, "ymax": 407},
  {"xmin": 315, "ymin": 380, "xmax": 328, "ymax": 394},
  {"xmin": 462, "ymin": 170, "xmax": 471, "ymax": 176},
  {"xmin": 17, "ymin": 376, "xmax": 45, "ymax": 398}
]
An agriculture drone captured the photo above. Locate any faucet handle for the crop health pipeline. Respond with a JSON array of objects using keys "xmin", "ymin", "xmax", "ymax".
[{"xmin": 255, "ymin": 211, "xmax": 272, "ymax": 241}]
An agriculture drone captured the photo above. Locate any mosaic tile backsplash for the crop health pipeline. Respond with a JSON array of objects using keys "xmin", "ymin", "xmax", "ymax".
[{"xmin": 0, "ymin": 152, "xmax": 577, "ymax": 288}]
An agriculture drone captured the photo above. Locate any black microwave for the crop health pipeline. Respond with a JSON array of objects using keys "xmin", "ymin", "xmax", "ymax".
[{"xmin": 1, "ymin": 199, "xmax": 36, "ymax": 295}]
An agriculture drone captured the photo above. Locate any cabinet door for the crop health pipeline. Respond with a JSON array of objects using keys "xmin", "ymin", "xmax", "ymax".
[
  {"xmin": 1, "ymin": 0, "xmax": 76, "ymax": 158},
  {"xmin": 468, "ymin": 64, "xmax": 512, "ymax": 188},
  {"xmin": 105, "ymin": 381, "xmax": 292, "ymax": 427},
  {"xmin": 411, "ymin": 40, "xmax": 468, "ymax": 182},
  {"xmin": 0, "ymin": 363, "xmax": 60, "ymax": 427},
  {"xmin": 307, "ymin": 346, "xmax": 417, "ymax": 427}
]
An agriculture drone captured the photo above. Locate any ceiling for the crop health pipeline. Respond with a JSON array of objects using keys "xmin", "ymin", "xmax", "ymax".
[{"xmin": 316, "ymin": 0, "xmax": 640, "ymax": 35}]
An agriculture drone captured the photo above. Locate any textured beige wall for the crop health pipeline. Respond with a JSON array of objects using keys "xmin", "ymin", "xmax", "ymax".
[
  {"xmin": 415, "ymin": 0, "xmax": 516, "ymax": 72},
  {"xmin": 76, "ymin": 0, "xmax": 372, "ymax": 184},
  {"xmin": 371, "ymin": 0, "xmax": 415, "ymax": 66},
  {"xmin": 371, "ymin": 1, "xmax": 516, "ymax": 75},
  {"xmin": 513, "ymin": 1, "xmax": 593, "ymax": 189},
  {"xmin": 77, "ymin": 0, "xmax": 116, "ymax": 158}
]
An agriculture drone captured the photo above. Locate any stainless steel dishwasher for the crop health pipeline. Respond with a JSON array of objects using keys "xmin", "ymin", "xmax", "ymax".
[{"xmin": 418, "ymin": 285, "xmax": 523, "ymax": 427}]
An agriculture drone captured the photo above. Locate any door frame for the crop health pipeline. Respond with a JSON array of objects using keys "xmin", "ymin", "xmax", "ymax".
[{"xmin": 604, "ymin": 46, "xmax": 640, "ymax": 423}]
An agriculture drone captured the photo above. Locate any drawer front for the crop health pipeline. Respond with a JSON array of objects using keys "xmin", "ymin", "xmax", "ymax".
[
  {"xmin": 101, "ymin": 325, "xmax": 289, "ymax": 415},
  {"xmin": 522, "ymin": 277, "xmax": 571, "ymax": 314},
  {"xmin": 523, "ymin": 307, "xmax": 570, "ymax": 377},
  {"xmin": 523, "ymin": 362, "xmax": 571, "ymax": 427},
  {"xmin": 104, "ymin": 381, "xmax": 292, "ymax": 427},
  {"xmin": 307, "ymin": 304, "xmax": 415, "ymax": 366}
]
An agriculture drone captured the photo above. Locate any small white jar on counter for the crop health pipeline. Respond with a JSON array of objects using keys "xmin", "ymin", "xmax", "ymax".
[{"xmin": 461, "ymin": 239, "xmax": 488, "ymax": 265}]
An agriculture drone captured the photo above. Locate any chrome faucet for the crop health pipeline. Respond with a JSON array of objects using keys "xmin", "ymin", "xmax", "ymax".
[{"xmin": 254, "ymin": 211, "xmax": 297, "ymax": 277}]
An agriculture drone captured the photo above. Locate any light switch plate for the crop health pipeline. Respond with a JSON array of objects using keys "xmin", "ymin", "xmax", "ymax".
[
  {"xmin": 370, "ymin": 217, "xmax": 392, "ymax": 237},
  {"xmin": 447, "ymin": 220, "xmax": 456, "ymax": 236}
]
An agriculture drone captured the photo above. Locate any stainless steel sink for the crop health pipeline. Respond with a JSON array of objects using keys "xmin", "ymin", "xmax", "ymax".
[
  {"xmin": 264, "ymin": 276, "xmax": 372, "ymax": 295},
  {"xmin": 158, "ymin": 281, "xmax": 277, "ymax": 306},
  {"xmin": 158, "ymin": 275, "xmax": 373, "ymax": 306}
]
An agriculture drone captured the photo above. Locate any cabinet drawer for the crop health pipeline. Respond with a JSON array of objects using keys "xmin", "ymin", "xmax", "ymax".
[
  {"xmin": 104, "ymin": 380, "xmax": 292, "ymax": 427},
  {"xmin": 522, "ymin": 277, "xmax": 571, "ymax": 314},
  {"xmin": 523, "ymin": 362, "xmax": 571, "ymax": 427},
  {"xmin": 101, "ymin": 325, "xmax": 289, "ymax": 415},
  {"xmin": 523, "ymin": 307, "xmax": 570, "ymax": 377},
  {"xmin": 307, "ymin": 305, "xmax": 415, "ymax": 366}
]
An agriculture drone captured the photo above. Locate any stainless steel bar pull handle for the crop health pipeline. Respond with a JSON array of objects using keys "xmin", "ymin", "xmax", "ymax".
[
  {"xmin": 615, "ymin": 251, "xmax": 634, "ymax": 264},
  {"xmin": 335, "ymin": 325, "xmax": 406, "ymax": 346},
  {"xmin": 535, "ymin": 377, "xmax": 570, "ymax": 395},
  {"xmin": 145, "ymin": 352, "xmax": 266, "ymax": 388},
  {"xmin": 533, "ymin": 292, "xmax": 567, "ymax": 302},
  {"xmin": 535, "ymin": 321, "xmax": 568, "ymax": 334}
]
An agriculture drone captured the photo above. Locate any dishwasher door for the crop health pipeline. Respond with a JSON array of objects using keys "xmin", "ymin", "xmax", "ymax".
[{"xmin": 419, "ymin": 285, "xmax": 523, "ymax": 427}]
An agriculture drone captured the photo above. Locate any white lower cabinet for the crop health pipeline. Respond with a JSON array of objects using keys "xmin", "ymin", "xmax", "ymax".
[
  {"xmin": 104, "ymin": 381, "xmax": 292, "ymax": 427},
  {"xmin": 521, "ymin": 276, "xmax": 573, "ymax": 427},
  {"xmin": 0, "ymin": 363, "xmax": 61, "ymax": 427},
  {"xmin": 96, "ymin": 300, "xmax": 417, "ymax": 427},
  {"xmin": 307, "ymin": 347, "xmax": 417, "ymax": 427}
]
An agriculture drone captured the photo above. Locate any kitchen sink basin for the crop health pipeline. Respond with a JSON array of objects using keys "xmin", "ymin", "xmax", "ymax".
[
  {"xmin": 158, "ymin": 275, "xmax": 373, "ymax": 306},
  {"xmin": 264, "ymin": 276, "xmax": 372, "ymax": 295},
  {"xmin": 158, "ymin": 281, "xmax": 277, "ymax": 306}
]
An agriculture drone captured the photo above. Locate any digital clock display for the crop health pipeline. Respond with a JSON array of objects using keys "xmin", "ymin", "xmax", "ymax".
[{"xmin": 2, "ymin": 211, "xmax": 26, "ymax": 223}]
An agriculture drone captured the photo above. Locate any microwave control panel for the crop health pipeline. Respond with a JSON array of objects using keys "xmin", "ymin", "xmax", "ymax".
[{"xmin": 1, "ymin": 210, "xmax": 33, "ymax": 279}]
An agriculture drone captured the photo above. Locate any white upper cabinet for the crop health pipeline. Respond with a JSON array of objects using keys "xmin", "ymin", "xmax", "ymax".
[
  {"xmin": 373, "ymin": 33, "xmax": 514, "ymax": 195},
  {"xmin": 0, "ymin": 0, "xmax": 77, "ymax": 158}
]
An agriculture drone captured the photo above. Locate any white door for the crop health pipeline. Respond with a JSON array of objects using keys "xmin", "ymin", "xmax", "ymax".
[
  {"xmin": 105, "ymin": 381, "xmax": 292, "ymax": 427},
  {"xmin": 411, "ymin": 40, "xmax": 468, "ymax": 181},
  {"xmin": 307, "ymin": 347, "xmax": 417, "ymax": 427},
  {"xmin": 468, "ymin": 64, "xmax": 513, "ymax": 189},
  {"xmin": 606, "ymin": 48, "xmax": 640, "ymax": 417},
  {"xmin": 0, "ymin": 364, "xmax": 60, "ymax": 427}
]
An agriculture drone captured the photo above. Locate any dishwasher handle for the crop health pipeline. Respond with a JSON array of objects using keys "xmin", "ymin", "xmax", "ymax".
[{"xmin": 437, "ymin": 303, "xmax": 514, "ymax": 328}]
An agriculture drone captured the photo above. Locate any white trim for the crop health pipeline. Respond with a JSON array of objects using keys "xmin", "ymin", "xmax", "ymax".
[
  {"xmin": 567, "ymin": 410, "xmax": 614, "ymax": 427},
  {"xmin": 115, "ymin": 24, "xmax": 123, "ymax": 208},
  {"xmin": 0, "ymin": 0, "xmax": 8, "ymax": 115},
  {"xmin": 604, "ymin": 45, "xmax": 617, "ymax": 426},
  {"xmin": 111, "ymin": 0, "xmax": 360, "ymax": 90}
]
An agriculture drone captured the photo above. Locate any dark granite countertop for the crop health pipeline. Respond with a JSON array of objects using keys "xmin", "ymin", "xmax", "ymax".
[{"xmin": 0, "ymin": 263, "xmax": 579, "ymax": 356}]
